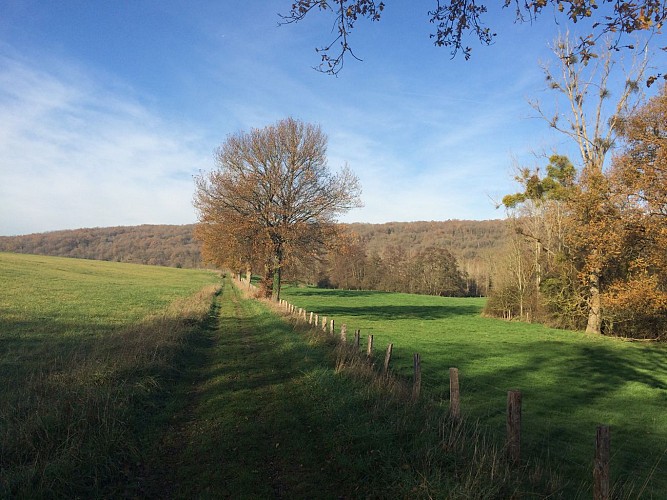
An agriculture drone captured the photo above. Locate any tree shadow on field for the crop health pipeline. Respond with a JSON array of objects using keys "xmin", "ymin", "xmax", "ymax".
[
  {"xmin": 286, "ymin": 288, "xmax": 381, "ymax": 298},
  {"xmin": 421, "ymin": 336, "xmax": 667, "ymax": 497},
  {"xmin": 310, "ymin": 304, "xmax": 481, "ymax": 321},
  {"xmin": 0, "ymin": 316, "xmax": 120, "ymax": 381},
  {"xmin": 0, "ymin": 303, "xmax": 221, "ymax": 499},
  {"xmin": 169, "ymin": 299, "xmax": 392, "ymax": 498}
]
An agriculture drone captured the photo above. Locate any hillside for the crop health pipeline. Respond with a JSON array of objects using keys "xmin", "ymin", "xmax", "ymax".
[
  {"xmin": 0, "ymin": 220, "xmax": 508, "ymax": 273},
  {"xmin": 346, "ymin": 219, "xmax": 507, "ymax": 260},
  {"xmin": 0, "ymin": 224, "xmax": 202, "ymax": 268}
]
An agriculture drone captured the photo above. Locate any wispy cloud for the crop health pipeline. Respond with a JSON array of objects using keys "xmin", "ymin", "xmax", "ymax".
[{"xmin": 0, "ymin": 47, "xmax": 210, "ymax": 235}]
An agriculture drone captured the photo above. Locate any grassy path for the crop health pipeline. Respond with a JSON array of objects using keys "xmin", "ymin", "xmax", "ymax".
[{"xmin": 147, "ymin": 278, "xmax": 355, "ymax": 498}]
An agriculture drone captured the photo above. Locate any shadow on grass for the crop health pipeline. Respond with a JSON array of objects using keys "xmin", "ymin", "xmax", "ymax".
[
  {"xmin": 398, "ymin": 336, "xmax": 667, "ymax": 497},
  {"xmin": 0, "ymin": 288, "xmax": 222, "ymax": 499},
  {"xmin": 306, "ymin": 304, "xmax": 482, "ymax": 321},
  {"xmin": 169, "ymin": 291, "xmax": 370, "ymax": 497},
  {"xmin": 284, "ymin": 287, "xmax": 382, "ymax": 298},
  {"xmin": 169, "ymin": 288, "xmax": 558, "ymax": 498}
]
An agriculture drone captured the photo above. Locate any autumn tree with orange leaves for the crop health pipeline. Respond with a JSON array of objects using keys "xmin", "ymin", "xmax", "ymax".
[
  {"xmin": 194, "ymin": 117, "xmax": 362, "ymax": 301},
  {"xmin": 491, "ymin": 85, "xmax": 666, "ymax": 339},
  {"xmin": 487, "ymin": 37, "xmax": 667, "ymax": 339},
  {"xmin": 602, "ymin": 84, "xmax": 667, "ymax": 338}
]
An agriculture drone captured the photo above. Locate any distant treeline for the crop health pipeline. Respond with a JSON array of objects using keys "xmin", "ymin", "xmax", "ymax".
[
  {"xmin": 0, "ymin": 221, "xmax": 508, "ymax": 294},
  {"xmin": 0, "ymin": 225, "xmax": 202, "ymax": 268},
  {"xmin": 306, "ymin": 220, "xmax": 507, "ymax": 297},
  {"xmin": 347, "ymin": 220, "xmax": 507, "ymax": 260}
]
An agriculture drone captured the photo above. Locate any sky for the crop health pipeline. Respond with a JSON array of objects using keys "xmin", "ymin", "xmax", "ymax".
[{"xmin": 1, "ymin": 1, "xmax": 665, "ymax": 236}]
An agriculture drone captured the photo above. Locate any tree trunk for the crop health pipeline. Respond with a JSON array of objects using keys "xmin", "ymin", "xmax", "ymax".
[
  {"xmin": 261, "ymin": 264, "xmax": 274, "ymax": 299},
  {"xmin": 586, "ymin": 272, "xmax": 602, "ymax": 334},
  {"xmin": 272, "ymin": 264, "xmax": 281, "ymax": 302},
  {"xmin": 270, "ymin": 243, "xmax": 284, "ymax": 302}
]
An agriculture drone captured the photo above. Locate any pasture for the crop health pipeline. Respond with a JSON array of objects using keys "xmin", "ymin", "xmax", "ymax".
[
  {"xmin": 1, "ymin": 254, "xmax": 554, "ymax": 498},
  {"xmin": 0, "ymin": 252, "xmax": 220, "ymax": 497},
  {"xmin": 280, "ymin": 285, "xmax": 667, "ymax": 497},
  {"xmin": 2, "ymin": 251, "xmax": 664, "ymax": 497}
]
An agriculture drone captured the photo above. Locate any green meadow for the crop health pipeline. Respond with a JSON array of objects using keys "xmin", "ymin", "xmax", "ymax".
[
  {"xmin": 1, "ymin": 252, "xmax": 218, "ymax": 337},
  {"xmin": 2, "ymin": 251, "xmax": 665, "ymax": 497},
  {"xmin": 1, "ymin": 253, "xmax": 554, "ymax": 498},
  {"xmin": 0, "ymin": 252, "xmax": 220, "ymax": 497},
  {"xmin": 281, "ymin": 285, "xmax": 667, "ymax": 496}
]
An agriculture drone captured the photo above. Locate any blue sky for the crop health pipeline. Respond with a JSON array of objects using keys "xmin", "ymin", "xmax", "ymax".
[{"xmin": 1, "ymin": 1, "xmax": 664, "ymax": 235}]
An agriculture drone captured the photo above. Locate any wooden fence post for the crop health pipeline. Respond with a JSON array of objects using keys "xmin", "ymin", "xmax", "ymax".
[
  {"xmin": 322, "ymin": 316, "xmax": 327, "ymax": 332},
  {"xmin": 309, "ymin": 311, "xmax": 314, "ymax": 325},
  {"xmin": 383, "ymin": 343, "xmax": 393, "ymax": 375},
  {"xmin": 449, "ymin": 368, "xmax": 460, "ymax": 420},
  {"xmin": 340, "ymin": 324, "xmax": 347, "ymax": 342},
  {"xmin": 314, "ymin": 314, "xmax": 319, "ymax": 328},
  {"xmin": 366, "ymin": 334, "xmax": 374, "ymax": 357},
  {"xmin": 412, "ymin": 353, "xmax": 421, "ymax": 400},
  {"xmin": 506, "ymin": 390, "xmax": 522, "ymax": 464},
  {"xmin": 330, "ymin": 319, "xmax": 335, "ymax": 335},
  {"xmin": 594, "ymin": 425, "xmax": 611, "ymax": 500},
  {"xmin": 354, "ymin": 329, "xmax": 360, "ymax": 348}
]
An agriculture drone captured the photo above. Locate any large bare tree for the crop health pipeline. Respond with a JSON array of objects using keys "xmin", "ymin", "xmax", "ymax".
[{"xmin": 194, "ymin": 117, "xmax": 362, "ymax": 300}]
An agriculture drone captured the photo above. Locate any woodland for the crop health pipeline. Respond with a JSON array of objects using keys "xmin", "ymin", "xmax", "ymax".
[
  {"xmin": 0, "ymin": 225, "xmax": 202, "ymax": 269},
  {"xmin": 0, "ymin": 219, "xmax": 506, "ymax": 297}
]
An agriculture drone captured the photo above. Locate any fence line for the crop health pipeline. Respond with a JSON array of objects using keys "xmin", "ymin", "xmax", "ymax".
[{"xmin": 230, "ymin": 276, "xmax": 612, "ymax": 497}]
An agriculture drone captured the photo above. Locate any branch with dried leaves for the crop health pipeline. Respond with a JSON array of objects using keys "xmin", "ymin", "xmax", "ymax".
[{"xmin": 280, "ymin": 0, "xmax": 666, "ymax": 79}]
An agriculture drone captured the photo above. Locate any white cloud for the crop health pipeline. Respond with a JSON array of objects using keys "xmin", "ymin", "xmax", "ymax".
[{"xmin": 0, "ymin": 48, "xmax": 211, "ymax": 235}]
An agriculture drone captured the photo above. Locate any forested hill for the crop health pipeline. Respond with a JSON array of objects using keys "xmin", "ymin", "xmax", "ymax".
[
  {"xmin": 346, "ymin": 220, "xmax": 507, "ymax": 259},
  {"xmin": 0, "ymin": 220, "xmax": 508, "ymax": 270},
  {"xmin": 0, "ymin": 225, "xmax": 202, "ymax": 268}
]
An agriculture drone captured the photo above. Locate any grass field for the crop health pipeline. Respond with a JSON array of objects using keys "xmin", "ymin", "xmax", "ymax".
[
  {"xmin": 154, "ymin": 279, "xmax": 561, "ymax": 498},
  {"xmin": 280, "ymin": 285, "xmax": 667, "ymax": 497},
  {"xmin": 3, "ymin": 252, "xmax": 664, "ymax": 497},
  {"xmin": 1, "ymin": 254, "xmax": 556, "ymax": 498},
  {"xmin": 0, "ymin": 252, "xmax": 220, "ymax": 497}
]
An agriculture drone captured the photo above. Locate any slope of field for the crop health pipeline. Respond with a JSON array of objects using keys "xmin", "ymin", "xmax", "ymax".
[
  {"xmin": 280, "ymin": 285, "xmax": 667, "ymax": 497},
  {"xmin": 2, "ymin": 254, "xmax": 560, "ymax": 498},
  {"xmin": 0, "ymin": 253, "xmax": 220, "ymax": 497},
  {"xmin": 2, "ymin": 253, "xmax": 572, "ymax": 498}
]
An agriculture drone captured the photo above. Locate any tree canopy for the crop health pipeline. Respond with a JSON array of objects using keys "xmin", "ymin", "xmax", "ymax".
[
  {"xmin": 280, "ymin": 0, "xmax": 666, "ymax": 77},
  {"xmin": 193, "ymin": 117, "xmax": 362, "ymax": 300},
  {"xmin": 490, "ymin": 84, "xmax": 666, "ymax": 338}
]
